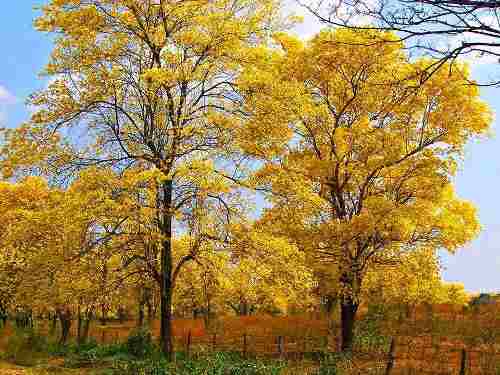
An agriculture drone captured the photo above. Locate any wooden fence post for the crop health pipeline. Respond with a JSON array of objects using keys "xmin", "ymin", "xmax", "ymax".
[
  {"xmin": 186, "ymin": 330, "xmax": 192, "ymax": 358},
  {"xmin": 243, "ymin": 333, "xmax": 247, "ymax": 359},
  {"xmin": 212, "ymin": 332, "xmax": 217, "ymax": 352},
  {"xmin": 385, "ymin": 337, "xmax": 395, "ymax": 375},
  {"xmin": 459, "ymin": 348, "xmax": 467, "ymax": 375},
  {"xmin": 303, "ymin": 336, "xmax": 307, "ymax": 360},
  {"xmin": 277, "ymin": 336, "xmax": 284, "ymax": 358}
]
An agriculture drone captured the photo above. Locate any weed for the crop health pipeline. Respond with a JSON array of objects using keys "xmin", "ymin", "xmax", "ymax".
[
  {"xmin": 126, "ymin": 327, "xmax": 153, "ymax": 358},
  {"xmin": 2, "ymin": 327, "xmax": 48, "ymax": 366}
]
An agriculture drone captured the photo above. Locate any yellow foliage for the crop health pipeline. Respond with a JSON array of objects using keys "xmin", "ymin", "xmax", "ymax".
[{"xmin": 238, "ymin": 28, "xmax": 490, "ymax": 305}]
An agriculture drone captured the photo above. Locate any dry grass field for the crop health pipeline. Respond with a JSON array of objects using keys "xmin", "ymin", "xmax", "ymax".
[{"xmin": 4, "ymin": 304, "xmax": 500, "ymax": 374}]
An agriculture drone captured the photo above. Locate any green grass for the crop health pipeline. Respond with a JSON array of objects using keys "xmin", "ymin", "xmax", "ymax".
[
  {"xmin": 0, "ymin": 327, "xmax": 292, "ymax": 375},
  {"xmin": 0, "ymin": 316, "xmax": 398, "ymax": 375}
]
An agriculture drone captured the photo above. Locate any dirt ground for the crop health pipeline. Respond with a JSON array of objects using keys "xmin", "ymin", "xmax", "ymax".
[{"xmin": 0, "ymin": 360, "xmax": 96, "ymax": 375}]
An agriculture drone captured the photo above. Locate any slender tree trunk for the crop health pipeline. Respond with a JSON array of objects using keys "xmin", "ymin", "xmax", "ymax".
[
  {"xmin": 57, "ymin": 307, "xmax": 72, "ymax": 345},
  {"xmin": 100, "ymin": 303, "xmax": 107, "ymax": 326},
  {"xmin": 237, "ymin": 297, "xmax": 249, "ymax": 316},
  {"xmin": 28, "ymin": 309, "xmax": 33, "ymax": 328},
  {"xmin": 340, "ymin": 295, "xmax": 359, "ymax": 352},
  {"xmin": 77, "ymin": 304, "xmax": 82, "ymax": 345},
  {"xmin": 0, "ymin": 303, "xmax": 7, "ymax": 328},
  {"xmin": 146, "ymin": 289, "xmax": 154, "ymax": 323},
  {"xmin": 138, "ymin": 299, "xmax": 145, "ymax": 327},
  {"xmin": 324, "ymin": 295, "xmax": 337, "ymax": 315},
  {"xmin": 204, "ymin": 298, "xmax": 212, "ymax": 330},
  {"xmin": 118, "ymin": 306, "xmax": 125, "ymax": 324},
  {"xmin": 82, "ymin": 309, "xmax": 93, "ymax": 343},
  {"xmin": 50, "ymin": 311, "xmax": 57, "ymax": 335},
  {"xmin": 160, "ymin": 179, "xmax": 174, "ymax": 360}
]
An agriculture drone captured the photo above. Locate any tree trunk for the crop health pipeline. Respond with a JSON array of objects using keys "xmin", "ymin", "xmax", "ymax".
[
  {"xmin": 324, "ymin": 295, "xmax": 337, "ymax": 315},
  {"xmin": 138, "ymin": 299, "xmax": 145, "ymax": 327},
  {"xmin": 77, "ymin": 304, "xmax": 82, "ymax": 345},
  {"xmin": 50, "ymin": 311, "xmax": 57, "ymax": 335},
  {"xmin": 100, "ymin": 303, "xmax": 107, "ymax": 326},
  {"xmin": 28, "ymin": 310, "xmax": 33, "ymax": 328},
  {"xmin": 237, "ymin": 298, "xmax": 249, "ymax": 316},
  {"xmin": 204, "ymin": 299, "xmax": 212, "ymax": 330},
  {"xmin": 340, "ymin": 295, "xmax": 359, "ymax": 352},
  {"xmin": 117, "ymin": 306, "xmax": 125, "ymax": 324},
  {"xmin": 146, "ymin": 289, "xmax": 154, "ymax": 323},
  {"xmin": 57, "ymin": 307, "xmax": 72, "ymax": 345},
  {"xmin": 160, "ymin": 179, "xmax": 174, "ymax": 360},
  {"xmin": 0, "ymin": 303, "xmax": 7, "ymax": 328},
  {"xmin": 81, "ymin": 309, "xmax": 93, "ymax": 343}
]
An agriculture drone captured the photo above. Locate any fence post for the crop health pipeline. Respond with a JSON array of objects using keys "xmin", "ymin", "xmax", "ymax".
[
  {"xmin": 385, "ymin": 337, "xmax": 395, "ymax": 375},
  {"xmin": 303, "ymin": 336, "xmax": 307, "ymax": 360},
  {"xmin": 459, "ymin": 348, "xmax": 467, "ymax": 375},
  {"xmin": 243, "ymin": 333, "xmax": 247, "ymax": 359},
  {"xmin": 212, "ymin": 332, "xmax": 217, "ymax": 352},
  {"xmin": 186, "ymin": 330, "xmax": 192, "ymax": 358},
  {"xmin": 277, "ymin": 336, "xmax": 284, "ymax": 358}
]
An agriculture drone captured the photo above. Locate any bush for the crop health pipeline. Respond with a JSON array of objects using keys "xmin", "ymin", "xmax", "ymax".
[
  {"xmin": 315, "ymin": 352, "xmax": 347, "ymax": 375},
  {"xmin": 77, "ymin": 337, "xmax": 99, "ymax": 352},
  {"xmin": 110, "ymin": 358, "xmax": 172, "ymax": 375},
  {"xmin": 106, "ymin": 352, "xmax": 285, "ymax": 375},
  {"xmin": 353, "ymin": 313, "xmax": 391, "ymax": 354},
  {"xmin": 3, "ymin": 328, "xmax": 48, "ymax": 366},
  {"xmin": 178, "ymin": 352, "xmax": 284, "ymax": 375},
  {"xmin": 126, "ymin": 327, "xmax": 154, "ymax": 358}
]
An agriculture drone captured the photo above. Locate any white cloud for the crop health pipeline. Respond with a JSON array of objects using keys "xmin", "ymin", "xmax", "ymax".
[
  {"xmin": 0, "ymin": 85, "xmax": 17, "ymax": 126},
  {"xmin": 0, "ymin": 85, "xmax": 16, "ymax": 104},
  {"xmin": 284, "ymin": 0, "xmax": 323, "ymax": 38}
]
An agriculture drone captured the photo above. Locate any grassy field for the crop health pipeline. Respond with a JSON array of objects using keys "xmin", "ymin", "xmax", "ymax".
[
  {"xmin": 3, "ymin": 305, "xmax": 500, "ymax": 374},
  {"xmin": 0, "ymin": 314, "xmax": 381, "ymax": 375}
]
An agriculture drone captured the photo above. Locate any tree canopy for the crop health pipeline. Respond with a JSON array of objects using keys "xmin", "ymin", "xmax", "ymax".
[{"xmin": 0, "ymin": 1, "xmax": 491, "ymax": 356}]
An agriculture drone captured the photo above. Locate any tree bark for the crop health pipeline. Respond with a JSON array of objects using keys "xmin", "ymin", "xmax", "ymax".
[
  {"xmin": 77, "ymin": 304, "xmax": 82, "ymax": 345},
  {"xmin": 340, "ymin": 295, "xmax": 359, "ymax": 352},
  {"xmin": 145, "ymin": 288, "xmax": 154, "ymax": 323},
  {"xmin": 204, "ymin": 300, "xmax": 212, "ymax": 330},
  {"xmin": 138, "ymin": 299, "xmax": 145, "ymax": 327},
  {"xmin": 0, "ymin": 303, "xmax": 7, "ymax": 328},
  {"xmin": 50, "ymin": 311, "xmax": 57, "ymax": 335},
  {"xmin": 81, "ymin": 308, "xmax": 93, "ymax": 343},
  {"xmin": 57, "ymin": 307, "xmax": 72, "ymax": 345},
  {"xmin": 160, "ymin": 179, "xmax": 174, "ymax": 360},
  {"xmin": 100, "ymin": 303, "xmax": 107, "ymax": 326}
]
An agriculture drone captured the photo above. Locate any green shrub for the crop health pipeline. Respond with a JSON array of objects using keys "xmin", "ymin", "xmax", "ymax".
[
  {"xmin": 46, "ymin": 341, "xmax": 74, "ymax": 357},
  {"xmin": 77, "ymin": 337, "xmax": 99, "ymax": 352},
  {"xmin": 3, "ymin": 328, "xmax": 48, "ymax": 366},
  {"xmin": 63, "ymin": 342, "xmax": 130, "ymax": 368},
  {"xmin": 315, "ymin": 352, "xmax": 347, "ymax": 375},
  {"xmin": 177, "ymin": 352, "xmax": 284, "ymax": 375},
  {"xmin": 106, "ymin": 352, "xmax": 284, "ymax": 375},
  {"xmin": 126, "ymin": 327, "xmax": 153, "ymax": 358},
  {"xmin": 353, "ymin": 314, "xmax": 391, "ymax": 354},
  {"xmin": 110, "ymin": 358, "xmax": 172, "ymax": 375}
]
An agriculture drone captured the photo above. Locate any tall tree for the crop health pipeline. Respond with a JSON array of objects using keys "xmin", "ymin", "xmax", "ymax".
[
  {"xmin": 1, "ymin": 0, "xmax": 280, "ymax": 358},
  {"xmin": 237, "ymin": 29, "xmax": 490, "ymax": 350}
]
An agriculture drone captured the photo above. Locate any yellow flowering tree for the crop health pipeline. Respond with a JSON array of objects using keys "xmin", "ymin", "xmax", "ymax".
[
  {"xmin": 237, "ymin": 29, "xmax": 490, "ymax": 350},
  {"xmin": 0, "ymin": 0, "xmax": 282, "ymax": 357}
]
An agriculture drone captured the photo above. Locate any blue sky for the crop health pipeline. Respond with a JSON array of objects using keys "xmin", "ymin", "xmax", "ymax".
[{"xmin": 1, "ymin": 2, "xmax": 499, "ymax": 293}]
